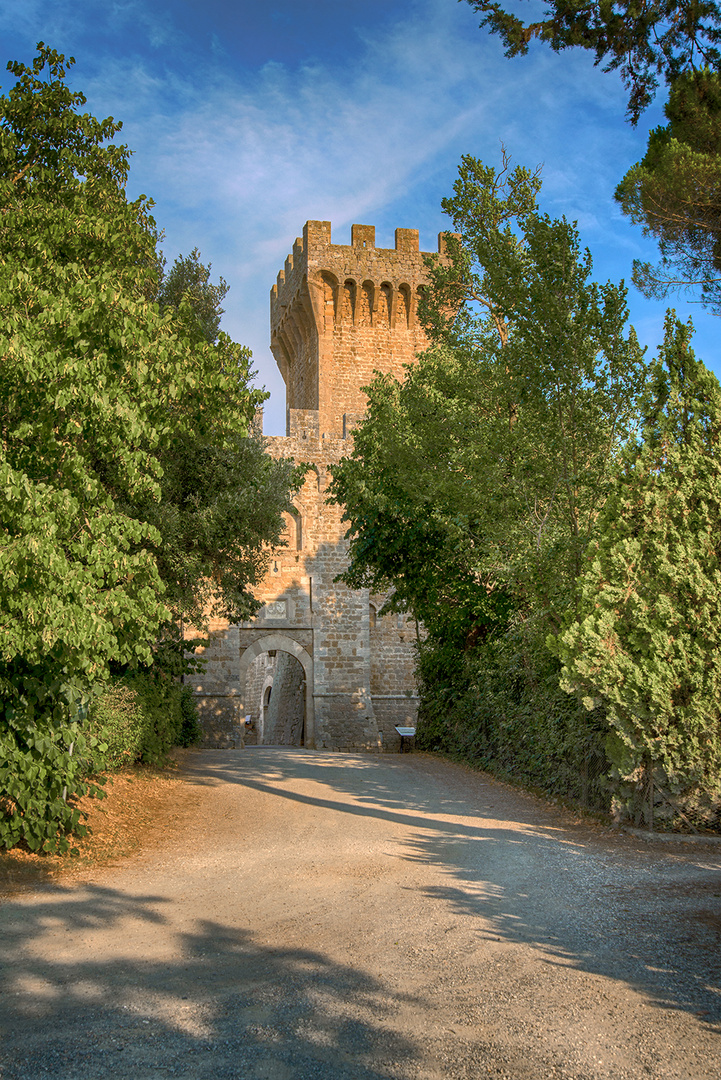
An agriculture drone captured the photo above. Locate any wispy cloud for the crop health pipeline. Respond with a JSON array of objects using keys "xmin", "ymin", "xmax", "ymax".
[
  {"xmin": 2, "ymin": 0, "xmax": 717, "ymax": 429},
  {"xmin": 89, "ymin": 7, "xmax": 504, "ymax": 247},
  {"xmin": 75, "ymin": 0, "xmax": 657, "ymax": 426},
  {"xmin": 84, "ymin": 4, "xmax": 634, "ymax": 262}
]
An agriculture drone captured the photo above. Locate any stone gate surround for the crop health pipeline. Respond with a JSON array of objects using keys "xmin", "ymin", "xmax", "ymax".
[{"xmin": 192, "ymin": 221, "xmax": 450, "ymax": 751}]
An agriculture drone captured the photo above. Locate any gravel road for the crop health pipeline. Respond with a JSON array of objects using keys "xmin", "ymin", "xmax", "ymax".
[{"xmin": 1, "ymin": 748, "xmax": 720, "ymax": 1079}]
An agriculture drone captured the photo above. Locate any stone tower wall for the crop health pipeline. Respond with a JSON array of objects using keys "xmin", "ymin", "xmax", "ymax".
[{"xmin": 194, "ymin": 222, "xmax": 449, "ymax": 751}]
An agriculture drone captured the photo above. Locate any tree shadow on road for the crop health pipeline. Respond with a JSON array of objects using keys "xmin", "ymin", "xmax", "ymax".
[
  {"xmin": 0, "ymin": 883, "xmax": 420, "ymax": 1080},
  {"xmin": 179, "ymin": 749, "xmax": 721, "ymax": 1031},
  {"xmin": 178, "ymin": 746, "xmax": 571, "ymax": 836},
  {"xmin": 402, "ymin": 832, "xmax": 721, "ymax": 1026}
]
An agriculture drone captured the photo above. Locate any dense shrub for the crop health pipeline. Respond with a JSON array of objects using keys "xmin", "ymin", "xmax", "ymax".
[
  {"xmin": 87, "ymin": 680, "xmax": 146, "ymax": 769},
  {"xmin": 178, "ymin": 684, "xmax": 204, "ymax": 747},
  {"xmin": 0, "ymin": 672, "xmax": 202, "ymax": 853},
  {"xmin": 0, "ymin": 664, "xmax": 107, "ymax": 853},
  {"xmin": 416, "ymin": 624, "xmax": 609, "ymax": 810},
  {"xmin": 88, "ymin": 673, "xmax": 202, "ymax": 769}
]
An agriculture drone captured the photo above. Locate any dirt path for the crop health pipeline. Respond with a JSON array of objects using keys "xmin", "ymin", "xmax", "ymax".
[{"xmin": 1, "ymin": 748, "xmax": 720, "ymax": 1079}]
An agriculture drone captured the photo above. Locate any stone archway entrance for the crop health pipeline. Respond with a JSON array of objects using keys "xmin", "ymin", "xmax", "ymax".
[{"xmin": 238, "ymin": 633, "xmax": 314, "ymax": 748}]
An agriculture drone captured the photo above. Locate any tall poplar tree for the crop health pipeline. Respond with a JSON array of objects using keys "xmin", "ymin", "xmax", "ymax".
[{"xmin": 333, "ymin": 153, "xmax": 647, "ymax": 638}]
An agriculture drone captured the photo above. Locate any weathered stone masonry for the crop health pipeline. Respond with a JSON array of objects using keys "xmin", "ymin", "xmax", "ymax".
[{"xmin": 194, "ymin": 221, "xmax": 447, "ymax": 750}]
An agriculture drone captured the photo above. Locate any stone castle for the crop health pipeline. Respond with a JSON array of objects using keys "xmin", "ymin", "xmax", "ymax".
[{"xmin": 193, "ymin": 220, "xmax": 447, "ymax": 751}]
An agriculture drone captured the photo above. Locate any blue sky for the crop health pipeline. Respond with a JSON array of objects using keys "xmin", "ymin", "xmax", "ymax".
[{"xmin": 1, "ymin": 0, "xmax": 717, "ymax": 434}]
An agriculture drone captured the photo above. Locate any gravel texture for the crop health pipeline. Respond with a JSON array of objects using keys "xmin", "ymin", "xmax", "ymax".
[{"xmin": 1, "ymin": 748, "xmax": 719, "ymax": 1079}]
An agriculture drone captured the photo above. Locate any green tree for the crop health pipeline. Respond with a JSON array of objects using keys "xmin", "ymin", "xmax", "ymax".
[
  {"xmin": 330, "ymin": 349, "xmax": 512, "ymax": 649},
  {"xmin": 418, "ymin": 153, "xmax": 646, "ymax": 629},
  {"xmin": 615, "ymin": 69, "xmax": 721, "ymax": 311},
  {"xmin": 464, "ymin": 2, "xmax": 721, "ymax": 310},
  {"xmin": 552, "ymin": 315, "xmax": 721, "ymax": 819},
  {"xmin": 157, "ymin": 248, "xmax": 229, "ymax": 346},
  {"xmin": 0, "ymin": 45, "xmax": 290, "ymax": 850},
  {"xmin": 141, "ymin": 420, "xmax": 298, "ymax": 658},
  {"xmin": 464, "ymin": 0, "xmax": 721, "ymax": 122},
  {"xmin": 331, "ymin": 152, "xmax": 647, "ymax": 800},
  {"xmin": 1, "ymin": 46, "xmax": 177, "ymax": 675},
  {"xmin": 129, "ymin": 248, "xmax": 299, "ymax": 665}
]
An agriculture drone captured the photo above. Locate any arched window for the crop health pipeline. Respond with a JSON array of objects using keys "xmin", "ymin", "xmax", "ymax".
[
  {"xmin": 282, "ymin": 510, "xmax": 303, "ymax": 551},
  {"xmin": 341, "ymin": 279, "xmax": 356, "ymax": 325},
  {"xmin": 415, "ymin": 284, "xmax": 426, "ymax": 326},
  {"xmin": 359, "ymin": 281, "xmax": 374, "ymax": 327},
  {"xmin": 379, "ymin": 283, "xmax": 392, "ymax": 328},
  {"xmin": 398, "ymin": 284, "xmax": 411, "ymax": 329},
  {"xmin": 291, "ymin": 509, "xmax": 302, "ymax": 550},
  {"xmin": 321, "ymin": 272, "xmax": 338, "ymax": 330}
]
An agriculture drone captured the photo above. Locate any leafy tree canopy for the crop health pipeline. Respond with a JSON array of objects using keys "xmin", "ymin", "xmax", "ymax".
[
  {"xmin": 2, "ymin": 44, "xmax": 177, "ymax": 680},
  {"xmin": 157, "ymin": 248, "xmax": 229, "ymax": 346},
  {"xmin": 0, "ymin": 45, "xmax": 295, "ymax": 849},
  {"xmin": 147, "ymin": 249, "xmax": 299, "ymax": 647},
  {"xmin": 421, "ymin": 153, "xmax": 647, "ymax": 625},
  {"xmin": 331, "ymin": 153, "xmax": 647, "ymax": 645},
  {"xmin": 464, "ymin": 0, "xmax": 721, "ymax": 122},
  {"xmin": 329, "ymin": 351, "xmax": 514, "ymax": 648}
]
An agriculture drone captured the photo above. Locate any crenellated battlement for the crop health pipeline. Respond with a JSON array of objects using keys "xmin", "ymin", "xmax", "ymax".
[{"xmin": 270, "ymin": 220, "xmax": 451, "ymax": 320}]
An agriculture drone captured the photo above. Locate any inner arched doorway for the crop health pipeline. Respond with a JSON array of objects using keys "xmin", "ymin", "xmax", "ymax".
[
  {"xmin": 250, "ymin": 652, "xmax": 305, "ymax": 745},
  {"xmin": 238, "ymin": 634, "xmax": 314, "ymax": 748},
  {"xmin": 262, "ymin": 683, "xmax": 273, "ymax": 739}
]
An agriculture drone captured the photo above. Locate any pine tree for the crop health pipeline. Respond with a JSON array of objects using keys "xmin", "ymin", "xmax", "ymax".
[{"xmin": 615, "ymin": 70, "xmax": 721, "ymax": 312}]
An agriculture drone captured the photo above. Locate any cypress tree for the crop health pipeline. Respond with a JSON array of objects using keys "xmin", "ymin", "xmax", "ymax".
[{"xmin": 553, "ymin": 315, "xmax": 721, "ymax": 823}]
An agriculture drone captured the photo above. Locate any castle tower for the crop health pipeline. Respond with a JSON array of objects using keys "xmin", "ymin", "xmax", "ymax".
[
  {"xmin": 194, "ymin": 223, "xmax": 448, "ymax": 751},
  {"xmin": 271, "ymin": 221, "xmax": 441, "ymax": 436}
]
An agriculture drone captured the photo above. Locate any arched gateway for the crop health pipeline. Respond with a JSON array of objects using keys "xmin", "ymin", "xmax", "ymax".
[
  {"xmin": 192, "ymin": 222, "xmax": 451, "ymax": 751},
  {"xmin": 239, "ymin": 633, "xmax": 314, "ymax": 747}
]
